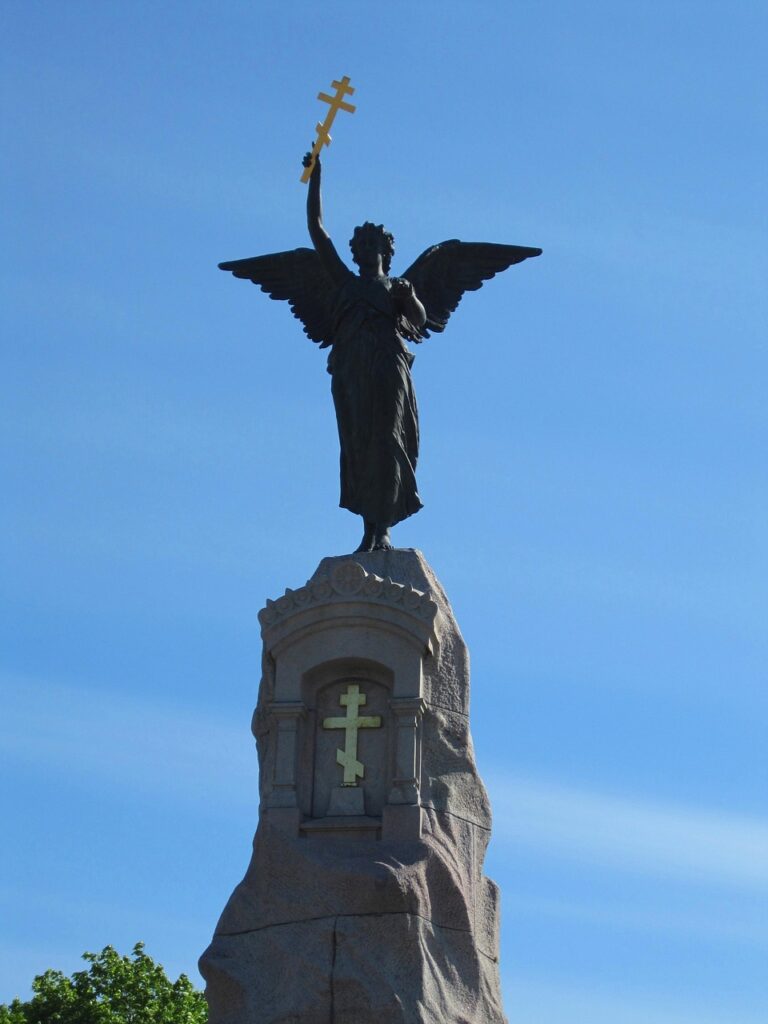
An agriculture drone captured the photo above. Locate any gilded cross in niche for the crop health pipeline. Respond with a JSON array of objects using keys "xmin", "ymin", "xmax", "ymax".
[{"xmin": 323, "ymin": 683, "xmax": 381, "ymax": 785}]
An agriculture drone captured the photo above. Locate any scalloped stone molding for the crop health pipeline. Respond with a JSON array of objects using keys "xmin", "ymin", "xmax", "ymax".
[{"xmin": 258, "ymin": 558, "xmax": 440, "ymax": 628}]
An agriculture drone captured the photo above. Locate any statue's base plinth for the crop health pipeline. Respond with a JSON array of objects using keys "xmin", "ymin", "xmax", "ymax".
[{"xmin": 200, "ymin": 550, "xmax": 507, "ymax": 1024}]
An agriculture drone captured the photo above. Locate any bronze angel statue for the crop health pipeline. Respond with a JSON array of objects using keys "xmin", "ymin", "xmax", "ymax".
[{"xmin": 219, "ymin": 152, "xmax": 541, "ymax": 552}]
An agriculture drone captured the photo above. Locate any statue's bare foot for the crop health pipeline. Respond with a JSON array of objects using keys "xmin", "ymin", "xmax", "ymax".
[
  {"xmin": 372, "ymin": 526, "xmax": 392, "ymax": 551},
  {"xmin": 355, "ymin": 521, "xmax": 375, "ymax": 553}
]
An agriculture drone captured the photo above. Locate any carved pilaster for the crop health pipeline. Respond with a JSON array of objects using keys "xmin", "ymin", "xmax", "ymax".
[
  {"xmin": 266, "ymin": 700, "xmax": 305, "ymax": 808},
  {"xmin": 388, "ymin": 696, "xmax": 426, "ymax": 805}
]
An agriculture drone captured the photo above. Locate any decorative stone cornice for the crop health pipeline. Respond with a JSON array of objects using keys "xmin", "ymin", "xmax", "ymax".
[{"xmin": 259, "ymin": 559, "xmax": 440, "ymax": 628}]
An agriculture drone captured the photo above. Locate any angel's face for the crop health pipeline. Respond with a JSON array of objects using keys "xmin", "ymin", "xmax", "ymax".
[
  {"xmin": 355, "ymin": 235, "xmax": 384, "ymax": 270},
  {"xmin": 351, "ymin": 223, "xmax": 393, "ymax": 277}
]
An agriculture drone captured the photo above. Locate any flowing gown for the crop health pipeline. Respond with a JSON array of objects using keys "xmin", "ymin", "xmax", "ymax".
[{"xmin": 327, "ymin": 272, "xmax": 423, "ymax": 528}]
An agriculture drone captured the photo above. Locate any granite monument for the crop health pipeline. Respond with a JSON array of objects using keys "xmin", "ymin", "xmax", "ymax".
[{"xmin": 200, "ymin": 551, "xmax": 507, "ymax": 1023}]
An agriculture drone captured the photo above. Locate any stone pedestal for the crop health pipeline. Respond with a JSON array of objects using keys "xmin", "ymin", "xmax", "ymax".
[{"xmin": 199, "ymin": 549, "xmax": 507, "ymax": 1023}]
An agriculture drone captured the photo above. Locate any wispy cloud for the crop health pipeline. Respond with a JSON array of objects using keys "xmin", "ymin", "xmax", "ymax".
[
  {"xmin": 503, "ymin": 892, "xmax": 768, "ymax": 947},
  {"xmin": 501, "ymin": 973, "xmax": 766, "ymax": 1024},
  {"xmin": 1, "ymin": 673, "xmax": 255, "ymax": 812},
  {"xmin": 488, "ymin": 773, "xmax": 768, "ymax": 891},
  {"xmin": 5, "ymin": 676, "xmax": 768, "ymax": 895}
]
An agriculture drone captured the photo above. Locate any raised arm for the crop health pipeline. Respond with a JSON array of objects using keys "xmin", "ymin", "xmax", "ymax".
[{"xmin": 303, "ymin": 152, "xmax": 348, "ymax": 285}]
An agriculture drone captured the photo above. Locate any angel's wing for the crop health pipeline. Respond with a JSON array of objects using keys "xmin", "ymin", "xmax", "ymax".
[
  {"xmin": 219, "ymin": 247, "xmax": 337, "ymax": 348},
  {"xmin": 400, "ymin": 240, "xmax": 542, "ymax": 340}
]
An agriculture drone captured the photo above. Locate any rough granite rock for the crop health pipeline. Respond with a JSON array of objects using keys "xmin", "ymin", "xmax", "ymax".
[{"xmin": 200, "ymin": 549, "xmax": 507, "ymax": 1023}]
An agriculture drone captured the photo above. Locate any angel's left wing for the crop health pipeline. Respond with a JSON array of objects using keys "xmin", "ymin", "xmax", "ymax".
[{"xmin": 400, "ymin": 240, "xmax": 541, "ymax": 340}]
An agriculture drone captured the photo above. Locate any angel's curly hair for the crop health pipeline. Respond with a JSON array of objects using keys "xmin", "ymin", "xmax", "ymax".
[{"xmin": 349, "ymin": 222, "xmax": 395, "ymax": 274}]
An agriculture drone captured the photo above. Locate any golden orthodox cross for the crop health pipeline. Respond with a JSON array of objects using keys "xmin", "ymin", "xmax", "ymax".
[
  {"xmin": 300, "ymin": 75, "xmax": 356, "ymax": 183},
  {"xmin": 323, "ymin": 683, "xmax": 381, "ymax": 785}
]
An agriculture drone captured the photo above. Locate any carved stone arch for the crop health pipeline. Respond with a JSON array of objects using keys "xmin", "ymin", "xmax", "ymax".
[{"xmin": 302, "ymin": 655, "xmax": 394, "ymax": 700}]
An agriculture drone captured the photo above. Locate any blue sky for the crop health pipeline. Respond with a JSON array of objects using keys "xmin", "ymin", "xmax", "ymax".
[{"xmin": 2, "ymin": 2, "xmax": 766, "ymax": 1021}]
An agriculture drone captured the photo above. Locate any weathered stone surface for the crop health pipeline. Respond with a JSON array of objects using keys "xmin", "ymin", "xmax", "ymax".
[
  {"xmin": 205, "ymin": 912, "xmax": 505, "ymax": 1024},
  {"xmin": 200, "ymin": 550, "xmax": 506, "ymax": 1023},
  {"xmin": 202, "ymin": 920, "xmax": 334, "ymax": 1024}
]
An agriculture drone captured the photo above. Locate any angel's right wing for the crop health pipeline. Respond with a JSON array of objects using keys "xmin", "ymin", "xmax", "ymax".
[{"xmin": 219, "ymin": 247, "xmax": 338, "ymax": 348}]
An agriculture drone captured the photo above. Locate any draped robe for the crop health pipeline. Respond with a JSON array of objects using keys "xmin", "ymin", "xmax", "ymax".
[{"xmin": 327, "ymin": 272, "xmax": 422, "ymax": 528}]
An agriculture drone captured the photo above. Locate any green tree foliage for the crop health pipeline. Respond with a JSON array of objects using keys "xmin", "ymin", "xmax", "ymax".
[{"xmin": 0, "ymin": 943, "xmax": 207, "ymax": 1024}]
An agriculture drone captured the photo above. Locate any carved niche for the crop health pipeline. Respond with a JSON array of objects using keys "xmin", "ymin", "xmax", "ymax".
[{"xmin": 257, "ymin": 560, "xmax": 439, "ymax": 841}]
